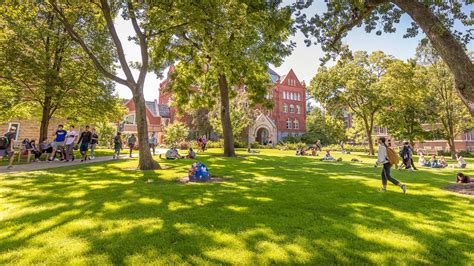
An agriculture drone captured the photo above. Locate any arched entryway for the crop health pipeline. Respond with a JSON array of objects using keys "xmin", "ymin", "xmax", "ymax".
[{"xmin": 256, "ymin": 127, "xmax": 270, "ymax": 145}]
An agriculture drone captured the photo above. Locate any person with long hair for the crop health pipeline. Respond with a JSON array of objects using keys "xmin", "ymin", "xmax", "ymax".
[{"xmin": 376, "ymin": 137, "xmax": 407, "ymax": 193}]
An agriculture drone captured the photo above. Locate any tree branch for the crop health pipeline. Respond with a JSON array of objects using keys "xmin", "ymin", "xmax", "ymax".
[
  {"xmin": 127, "ymin": 0, "xmax": 148, "ymax": 88},
  {"xmin": 48, "ymin": 0, "xmax": 130, "ymax": 87},
  {"xmin": 99, "ymin": 0, "xmax": 136, "ymax": 86}
]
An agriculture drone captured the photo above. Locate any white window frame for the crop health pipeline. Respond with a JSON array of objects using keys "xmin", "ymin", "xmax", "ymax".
[
  {"xmin": 124, "ymin": 113, "xmax": 136, "ymax": 125},
  {"xmin": 297, "ymin": 93, "xmax": 301, "ymax": 101},
  {"xmin": 8, "ymin": 122, "xmax": 20, "ymax": 140},
  {"xmin": 283, "ymin": 103, "xmax": 288, "ymax": 113},
  {"xmin": 296, "ymin": 105, "xmax": 301, "ymax": 114},
  {"xmin": 294, "ymin": 119, "xmax": 299, "ymax": 129},
  {"xmin": 286, "ymin": 119, "xmax": 292, "ymax": 129},
  {"xmin": 289, "ymin": 104, "xmax": 295, "ymax": 113}
]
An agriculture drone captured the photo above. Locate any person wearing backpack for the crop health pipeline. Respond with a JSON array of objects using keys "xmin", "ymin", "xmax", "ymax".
[
  {"xmin": 0, "ymin": 126, "xmax": 17, "ymax": 169},
  {"xmin": 376, "ymin": 137, "xmax": 407, "ymax": 193}
]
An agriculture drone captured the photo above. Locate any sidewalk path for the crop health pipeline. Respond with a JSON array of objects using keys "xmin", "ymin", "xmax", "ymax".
[{"xmin": 0, "ymin": 155, "xmax": 135, "ymax": 174}]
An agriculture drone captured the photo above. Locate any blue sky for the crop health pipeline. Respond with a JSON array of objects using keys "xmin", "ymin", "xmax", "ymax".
[{"xmin": 113, "ymin": 2, "xmax": 473, "ymax": 101}]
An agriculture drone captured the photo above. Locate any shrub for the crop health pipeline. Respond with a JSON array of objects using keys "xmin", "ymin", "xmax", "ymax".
[
  {"xmin": 276, "ymin": 142, "xmax": 307, "ymax": 150},
  {"xmin": 164, "ymin": 122, "xmax": 189, "ymax": 146}
]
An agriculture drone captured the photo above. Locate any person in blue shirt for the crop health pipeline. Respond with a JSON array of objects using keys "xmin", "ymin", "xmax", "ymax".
[{"xmin": 50, "ymin": 124, "xmax": 67, "ymax": 161}]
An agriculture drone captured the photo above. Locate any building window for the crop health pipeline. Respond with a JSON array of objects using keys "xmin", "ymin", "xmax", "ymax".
[
  {"xmin": 296, "ymin": 105, "xmax": 301, "ymax": 114},
  {"xmin": 283, "ymin": 91, "xmax": 286, "ymax": 99},
  {"xmin": 297, "ymin": 93, "xmax": 301, "ymax": 101},
  {"xmin": 286, "ymin": 118, "xmax": 292, "ymax": 129},
  {"xmin": 124, "ymin": 114, "xmax": 136, "ymax": 124},
  {"xmin": 283, "ymin": 103, "xmax": 288, "ymax": 113},
  {"xmin": 8, "ymin": 123, "xmax": 20, "ymax": 140},
  {"xmin": 289, "ymin": 104, "xmax": 295, "ymax": 113},
  {"xmin": 294, "ymin": 119, "xmax": 299, "ymax": 129}
]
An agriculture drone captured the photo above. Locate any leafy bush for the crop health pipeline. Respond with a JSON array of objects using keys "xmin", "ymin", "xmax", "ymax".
[
  {"xmin": 164, "ymin": 122, "xmax": 189, "ymax": 146},
  {"xmin": 325, "ymin": 144, "xmax": 371, "ymax": 153},
  {"xmin": 276, "ymin": 142, "xmax": 307, "ymax": 150}
]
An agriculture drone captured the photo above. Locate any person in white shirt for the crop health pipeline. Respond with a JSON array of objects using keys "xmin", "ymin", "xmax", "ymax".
[
  {"xmin": 64, "ymin": 125, "xmax": 78, "ymax": 162},
  {"xmin": 451, "ymin": 153, "xmax": 467, "ymax": 168},
  {"xmin": 376, "ymin": 137, "xmax": 407, "ymax": 193}
]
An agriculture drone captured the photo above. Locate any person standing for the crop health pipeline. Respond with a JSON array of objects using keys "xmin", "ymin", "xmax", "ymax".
[
  {"xmin": 77, "ymin": 126, "xmax": 93, "ymax": 162},
  {"xmin": 64, "ymin": 125, "xmax": 78, "ymax": 162},
  {"xmin": 90, "ymin": 128, "xmax": 99, "ymax": 160},
  {"xmin": 113, "ymin": 132, "xmax": 122, "ymax": 159},
  {"xmin": 50, "ymin": 125, "xmax": 67, "ymax": 161},
  {"xmin": 316, "ymin": 139, "xmax": 322, "ymax": 152},
  {"xmin": 127, "ymin": 134, "xmax": 137, "ymax": 158},
  {"xmin": 376, "ymin": 137, "xmax": 407, "ymax": 193},
  {"xmin": 149, "ymin": 132, "xmax": 157, "ymax": 155},
  {"xmin": 0, "ymin": 126, "xmax": 17, "ymax": 169}
]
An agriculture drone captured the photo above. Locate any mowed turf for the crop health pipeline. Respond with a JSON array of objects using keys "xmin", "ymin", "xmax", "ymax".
[{"xmin": 0, "ymin": 149, "xmax": 473, "ymax": 265}]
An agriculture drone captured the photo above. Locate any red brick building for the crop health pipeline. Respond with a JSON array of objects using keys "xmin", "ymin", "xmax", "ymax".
[{"xmin": 158, "ymin": 67, "xmax": 307, "ymax": 145}]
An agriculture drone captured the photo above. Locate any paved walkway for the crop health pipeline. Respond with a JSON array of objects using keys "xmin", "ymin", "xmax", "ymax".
[{"xmin": 0, "ymin": 155, "xmax": 135, "ymax": 174}]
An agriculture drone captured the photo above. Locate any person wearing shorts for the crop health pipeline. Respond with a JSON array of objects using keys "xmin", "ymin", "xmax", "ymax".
[
  {"xmin": 0, "ymin": 126, "xmax": 17, "ymax": 169},
  {"xmin": 51, "ymin": 125, "xmax": 67, "ymax": 161},
  {"xmin": 64, "ymin": 125, "xmax": 78, "ymax": 162},
  {"xmin": 90, "ymin": 128, "xmax": 99, "ymax": 160},
  {"xmin": 149, "ymin": 132, "xmax": 157, "ymax": 155},
  {"xmin": 77, "ymin": 126, "xmax": 92, "ymax": 162}
]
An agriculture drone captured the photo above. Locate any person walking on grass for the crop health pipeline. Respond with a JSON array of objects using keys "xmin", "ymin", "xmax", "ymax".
[
  {"xmin": 90, "ymin": 128, "xmax": 99, "ymax": 160},
  {"xmin": 113, "ymin": 132, "xmax": 122, "ymax": 159},
  {"xmin": 127, "ymin": 134, "xmax": 137, "ymax": 158},
  {"xmin": 50, "ymin": 125, "xmax": 67, "ymax": 161},
  {"xmin": 77, "ymin": 126, "xmax": 92, "ymax": 162},
  {"xmin": 0, "ymin": 126, "xmax": 17, "ymax": 169},
  {"xmin": 149, "ymin": 132, "xmax": 157, "ymax": 155},
  {"xmin": 64, "ymin": 125, "xmax": 78, "ymax": 162},
  {"xmin": 376, "ymin": 137, "xmax": 407, "ymax": 193}
]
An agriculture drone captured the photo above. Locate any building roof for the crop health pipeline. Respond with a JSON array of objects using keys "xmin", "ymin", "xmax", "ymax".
[
  {"xmin": 145, "ymin": 101, "xmax": 158, "ymax": 117},
  {"xmin": 158, "ymin": 104, "xmax": 171, "ymax": 118},
  {"xmin": 268, "ymin": 68, "xmax": 280, "ymax": 83}
]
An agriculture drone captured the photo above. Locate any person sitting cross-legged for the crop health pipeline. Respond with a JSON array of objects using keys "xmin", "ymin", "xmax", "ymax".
[
  {"xmin": 186, "ymin": 148, "xmax": 196, "ymax": 159},
  {"xmin": 451, "ymin": 153, "xmax": 467, "ymax": 169},
  {"xmin": 320, "ymin": 150, "xmax": 335, "ymax": 161}
]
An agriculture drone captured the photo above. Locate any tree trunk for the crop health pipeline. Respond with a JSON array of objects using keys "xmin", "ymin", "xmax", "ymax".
[
  {"xmin": 133, "ymin": 88, "xmax": 160, "ymax": 170},
  {"xmin": 363, "ymin": 118, "xmax": 375, "ymax": 155},
  {"xmin": 39, "ymin": 96, "xmax": 53, "ymax": 142},
  {"xmin": 218, "ymin": 74, "xmax": 236, "ymax": 157},
  {"xmin": 391, "ymin": 0, "xmax": 474, "ymax": 116},
  {"xmin": 447, "ymin": 136, "xmax": 456, "ymax": 159}
]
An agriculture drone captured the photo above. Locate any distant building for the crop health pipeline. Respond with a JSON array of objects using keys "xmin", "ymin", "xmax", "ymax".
[{"xmin": 158, "ymin": 67, "xmax": 307, "ymax": 145}]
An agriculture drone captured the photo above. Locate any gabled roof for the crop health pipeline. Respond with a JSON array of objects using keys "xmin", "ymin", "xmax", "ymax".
[
  {"xmin": 158, "ymin": 104, "xmax": 171, "ymax": 118},
  {"xmin": 145, "ymin": 101, "xmax": 158, "ymax": 117}
]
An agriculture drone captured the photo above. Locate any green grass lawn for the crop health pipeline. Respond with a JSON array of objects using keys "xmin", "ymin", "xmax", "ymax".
[{"xmin": 1, "ymin": 149, "xmax": 473, "ymax": 265}]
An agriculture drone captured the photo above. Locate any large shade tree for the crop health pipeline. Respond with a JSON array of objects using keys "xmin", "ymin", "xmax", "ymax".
[
  {"xmin": 47, "ymin": 0, "xmax": 191, "ymax": 169},
  {"xmin": 168, "ymin": 0, "xmax": 293, "ymax": 157},
  {"xmin": 311, "ymin": 51, "xmax": 392, "ymax": 155},
  {"xmin": 0, "ymin": 3, "xmax": 123, "ymax": 141},
  {"xmin": 377, "ymin": 60, "xmax": 430, "ymax": 146},
  {"xmin": 297, "ymin": 0, "xmax": 474, "ymax": 116}
]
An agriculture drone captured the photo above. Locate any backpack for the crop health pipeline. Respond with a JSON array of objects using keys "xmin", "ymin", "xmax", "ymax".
[
  {"xmin": 386, "ymin": 146, "xmax": 400, "ymax": 166},
  {"xmin": 0, "ymin": 136, "xmax": 9, "ymax": 149}
]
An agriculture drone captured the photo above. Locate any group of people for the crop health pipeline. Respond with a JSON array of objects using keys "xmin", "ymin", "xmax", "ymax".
[
  {"xmin": 418, "ymin": 152, "xmax": 467, "ymax": 169},
  {"xmin": 197, "ymin": 136, "xmax": 208, "ymax": 152},
  {"xmin": 47, "ymin": 125, "xmax": 99, "ymax": 163},
  {"xmin": 0, "ymin": 125, "xmax": 99, "ymax": 169},
  {"xmin": 165, "ymin": 147, "xmax": 196, "ymax": 160}
]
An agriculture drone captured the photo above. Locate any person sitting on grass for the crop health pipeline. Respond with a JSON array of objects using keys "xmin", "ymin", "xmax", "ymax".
[
  {"xmin": 456, "ymin": 173, "xmax": 472, "ymax": 183},
  {"xmin": 320, "ymin": 150, "xmax": 334, "ymax": 161},
  {"xmin": 166, "ymin": 148, "xmax": 182, "ymax": 160},
  {"xmin": 451, "ymin": 153, "xmax": 467, "ymax": 169},
  {"xmin": 311, "ymin": 147, "xmax": 317, "ymax": 156},
  {"xmin": 186, "ymin": 148, "xmax": 196, "ymax": 159},
  {"xmin": 429, "ymin": 155, "xmax": 441, "ymax": 168},
  {"xmin": 439, "ymin": 156, "xmax": 448, "ymax": 168},
  {"xmin": 418, "ymin": 153, "xmax": 427, "ymax": 167}
]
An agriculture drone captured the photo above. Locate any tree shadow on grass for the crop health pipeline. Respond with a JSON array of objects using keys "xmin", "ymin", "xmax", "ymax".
[{"xmin": 0, "ymin": 153, "xmax": 473, "ymax": 264}]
